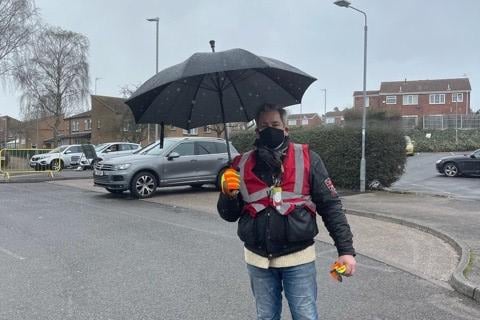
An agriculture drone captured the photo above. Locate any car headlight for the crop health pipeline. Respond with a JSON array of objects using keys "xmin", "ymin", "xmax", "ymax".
[
  {"xmin": 113, "ymin": 163, "xmax": 131, "ymax": 170},
  {"xmin": 435, "ymin": 160, "xmax": 442, "ymax": 164}
]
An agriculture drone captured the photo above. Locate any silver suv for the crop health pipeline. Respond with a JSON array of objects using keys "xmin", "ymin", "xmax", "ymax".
[
  {"xmin": 30, "ymin": 145, "xmax": 86, "ymax": 170},
  {"xmin": 93, "ymin": 137, "xmax": 239, "ymax": 198},
  {"xmin": 94, "ymin": 142, "xmax": 141, "ymax": 162}
]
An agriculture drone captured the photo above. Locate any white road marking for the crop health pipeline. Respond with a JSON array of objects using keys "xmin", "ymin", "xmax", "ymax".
[{"xmin": 0, "ymin": 246, "xmax": 26, "ymax": 260}]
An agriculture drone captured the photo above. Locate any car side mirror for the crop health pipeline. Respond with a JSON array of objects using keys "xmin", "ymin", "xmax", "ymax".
[
  {"xmin": 168, "ymin": 152, "xmax": 180, "ymax": 160},
  {"xmin": 65, "ymin": 150, "xmax": 71, "ymax": 154}
]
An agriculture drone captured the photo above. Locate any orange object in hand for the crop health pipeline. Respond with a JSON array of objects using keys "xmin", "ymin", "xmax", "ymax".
[
  {"xmin": 221, "ymin": 168, "xmax": 240, "ymax": 198},
  {"xmin": 329, "ymin": 261, "xmax": 347, "ymax": 282}
]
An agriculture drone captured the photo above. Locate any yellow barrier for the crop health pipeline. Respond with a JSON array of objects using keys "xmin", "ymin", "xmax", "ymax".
[{"xmin": 0, "ymin": 148, "xmax": 61, "ymax": 181}]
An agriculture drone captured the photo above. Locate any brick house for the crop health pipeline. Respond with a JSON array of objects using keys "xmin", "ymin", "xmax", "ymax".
[
  {"xmin": 91, "ymin": 95, "xmax": 240, "ymax": 145},
  {"xmin": 353, "ymin": 78, "xmax": 472, "ymax": 127},
  {"xmin": 324, "ymin": 108, "xmax": 345, "ymax": 125},
  {"xmin": 0, "ymin": 115, "xmax": 24, "ymax": 148},
  {"xmin": 287, "ymin": 113, "xmax": 322, "ymax": 127},
  {"xmin": 63, "ymin": 110, "xmax": 92, "ymax": 145},
  {"xmin": 22, "ymin": 115, "xmax": 67, "ymax": 148}
]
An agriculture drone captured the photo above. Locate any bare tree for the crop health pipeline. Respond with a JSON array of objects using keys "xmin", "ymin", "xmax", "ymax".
[
  {"xmin": 0, "ymin": 0, "xmax": 38, "ymax": 77},
  {"xmin": 119, "ymin": 84, "xmax": 148, "ymax": 143},
  {"xmin": 14, "ymin": 26, "xmax": 89, "ymax": 146}
]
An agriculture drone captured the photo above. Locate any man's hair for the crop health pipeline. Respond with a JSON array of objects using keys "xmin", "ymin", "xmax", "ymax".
[{"xmin": 254, "ymin": 104, "xmax": 288, "ymax": 126}]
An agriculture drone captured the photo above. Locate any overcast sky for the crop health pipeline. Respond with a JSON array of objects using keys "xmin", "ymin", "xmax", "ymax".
[{"xmin": 1, "ymin": 0, "xmax": 479, "ymax": 119}]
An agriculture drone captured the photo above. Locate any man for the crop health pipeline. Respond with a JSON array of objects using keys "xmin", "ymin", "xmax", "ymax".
[{"xmin": 217, "ymin": 104, "xmax": 356, "ymax": 320}]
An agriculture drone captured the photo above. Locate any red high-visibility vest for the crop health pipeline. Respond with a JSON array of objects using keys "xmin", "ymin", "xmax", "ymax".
[{"xmin": 233, "ymin": 143, "xmax": 316, "ymax": 218}]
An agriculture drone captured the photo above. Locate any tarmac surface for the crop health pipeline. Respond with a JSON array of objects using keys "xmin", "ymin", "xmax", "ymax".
[
  {"xmin": 1, "ymin": 168, "xmax": 479, "ymax": 303},
  {"xmin": 50, "ymin": 179, "xmax": 479, "ymax": 302}
]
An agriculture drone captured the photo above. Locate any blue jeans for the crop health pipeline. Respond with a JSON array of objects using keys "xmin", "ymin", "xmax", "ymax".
[{"xmin": 247, "ymin": 262, "xmax": 318, "ymax": 320}]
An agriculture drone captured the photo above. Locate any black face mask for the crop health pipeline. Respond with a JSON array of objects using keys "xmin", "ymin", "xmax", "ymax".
[{"xmin": 258, "ymin": 127, "xmax": 286, "ymax": 149}]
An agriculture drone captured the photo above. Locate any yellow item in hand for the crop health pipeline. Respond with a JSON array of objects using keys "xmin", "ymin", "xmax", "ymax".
[{"xmin": 221, "ymin": 168, "xmax": 240, "ymax": 197}]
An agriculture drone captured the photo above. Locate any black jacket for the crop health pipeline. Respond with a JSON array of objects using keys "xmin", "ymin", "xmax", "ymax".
[{"xmin": 217, "ymin": 147, "xmax": 355, "ymax": 259}]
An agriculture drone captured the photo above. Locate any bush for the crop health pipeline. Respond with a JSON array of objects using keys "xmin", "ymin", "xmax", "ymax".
[
  {"xmin": 230, "ymin": 126, "xmax": 406, "ymax": 190},
  {"xmin": 406, "ymin": 129, "xmax": 480, "ymax": 152}
]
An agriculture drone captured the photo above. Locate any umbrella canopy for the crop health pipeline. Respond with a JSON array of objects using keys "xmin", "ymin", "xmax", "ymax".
[{"xmin": 126, "ymin": 48, "xmax": 316, "ymax": 129}]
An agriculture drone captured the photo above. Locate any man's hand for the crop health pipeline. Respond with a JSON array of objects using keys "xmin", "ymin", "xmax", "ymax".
[
  {"xmin": 337, "ymin": 255, "xmax": 356, "ymax": 276},
  {"xmin": 221, "ymin": 168, "xmax": 240, "ymax": 198}
]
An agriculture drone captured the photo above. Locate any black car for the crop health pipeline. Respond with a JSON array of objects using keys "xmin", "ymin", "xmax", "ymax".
[{"xmin": 435, "ymin": 149, "xmax": 480, "ymax": 177}]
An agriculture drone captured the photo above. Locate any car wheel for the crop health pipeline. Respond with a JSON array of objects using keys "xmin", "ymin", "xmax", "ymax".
[
  {"xmin": 106, "ymin": 188, "xmax": 124, "ymax": 194},
  {"xmin": 443, "ymin": 162, "xmax": 459, "ymax": 177},
  {"xmin": 130, "ymin": 171, "xmax": 158, "ymax": 198},
  {"xmin": 50, "ymin": 159, "xmax": 64, "ymax": 171}
]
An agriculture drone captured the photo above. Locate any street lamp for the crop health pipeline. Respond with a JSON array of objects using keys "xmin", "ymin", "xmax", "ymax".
[
  {"xmin": 94, "ymin": 77, "xmax": 102, "ymax": 95},
  {"xmin": 147, "ymin": 17, "xmax": 160, "ymax": 143},
  {"xmin": 320, "ymin": 88, "xmax": 327, "ymax": 122},
  {"xmin": 334, "ymin": 0, "xmax": 368, "ymax": 192}
]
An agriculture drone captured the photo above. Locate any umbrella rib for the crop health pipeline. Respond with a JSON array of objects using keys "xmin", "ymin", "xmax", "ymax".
[
  {"xmin": 222, "ymin": 70, "xmax": 255, "ymax": 91},
  {"xmin": 255, "ymin": 68, "xmax": 300, "ymax": 103},
  {"xmin": 172, "ymin": 79, "xmax": 217, "ymax": 93},
  {"xmin": 185, "ymin": 74, "xmax": 206, "ymax": 130},
  {"xmin": 225, "ymin": 71, "xmax": 251, "ymax": 122}
]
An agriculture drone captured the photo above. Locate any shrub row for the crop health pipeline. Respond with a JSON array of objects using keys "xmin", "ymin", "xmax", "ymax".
[
  {"xmin": 230, "ymin": 126, "xmax": 406, "ymax": 190},
  {"xmin": 406, "ymin": 129, "xmax": 480, "ymax": 152}
]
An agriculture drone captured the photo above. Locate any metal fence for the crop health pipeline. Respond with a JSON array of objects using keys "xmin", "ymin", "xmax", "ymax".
[
  {"xmin": 0, "ymin": 148, "xmax": 59, "ymax": 180},
  {"xmin": 401, "ymin": 114, "xmax": 480, "ymax": 130}
]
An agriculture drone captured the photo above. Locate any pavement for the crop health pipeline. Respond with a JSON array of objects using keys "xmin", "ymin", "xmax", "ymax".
[
  {"xmin": 1, "ymin": 168, "xmax": 478, "ymax": 303},
  {"xmin": 47, "ymin": 178, "xmax": 480, "ymax": 303}
]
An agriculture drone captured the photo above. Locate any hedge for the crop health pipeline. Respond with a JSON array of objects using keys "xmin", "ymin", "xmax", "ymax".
[
  {"xmin": 406, "ymin": 129, "xmax": 480, "ymax": 152},
  {"xmin": 230, "ymin": 126, "xmax": 406, "ymax": 190}
]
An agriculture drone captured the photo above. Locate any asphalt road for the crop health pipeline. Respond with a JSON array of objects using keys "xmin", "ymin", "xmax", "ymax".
[
  {"xmin": 1, "ymin": 183, "xmax": 480, "ymax": 319},
  {"xmin": 391, "ymin": 152, "xmax": 480, "ymax": 200}
]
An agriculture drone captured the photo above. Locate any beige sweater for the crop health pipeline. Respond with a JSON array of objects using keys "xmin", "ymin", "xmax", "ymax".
[{"xmin": 244, "ymin": 244, "xmax": 316, "ymax": 269}]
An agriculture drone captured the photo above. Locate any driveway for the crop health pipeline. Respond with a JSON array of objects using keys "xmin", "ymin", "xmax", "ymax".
[
  {"xmin": 1, "ymin": 182, "xmax": 479, "ymax": 319},
  {"xmin": 391, "ymin": 152, "xmax": 480, "ymax": 200}
]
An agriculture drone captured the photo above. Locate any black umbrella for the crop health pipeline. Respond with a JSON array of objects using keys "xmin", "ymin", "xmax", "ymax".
[{"xmin": 125, "ymin": 43, "xmax": 316, "ymax": 161}]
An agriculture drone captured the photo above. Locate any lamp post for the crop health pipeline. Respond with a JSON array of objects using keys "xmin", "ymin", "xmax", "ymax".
[
  {"xmin": 94, "ymin": 77, "xmax": 102, "ymax": 94},
  {"xmin": 334, "ymin": 0, "xmax": 368, "ymax": 192},
  {"xmin": 320, "ymin": 88, "xmax": 327, "ymax": 122},
  {"xmin": 455, "ymin": 94, "xmax": 458, "ymax": 149},
  {"xmin": 147, "ymin": 17, "xmax": 160, "ymax": 142},
  {"xmin": 3, "ymin": 116, "xmax": 7, "ymax": 148}
]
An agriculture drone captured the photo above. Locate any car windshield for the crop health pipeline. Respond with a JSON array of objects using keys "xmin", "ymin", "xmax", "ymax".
[
  {"xmin": 49, "ymin": 146, "xmax": 67, "ymax": 153},
  {"xmin": 142, "ymin": 140, "xmax": 176, "ymax": 155},
  {"xmin": 133, "ymin": 141, "xmax": 157, "ymax": 154},
  {"xmin": 95, "ymin": 143, "xmax": 108, "ymax": 152}
]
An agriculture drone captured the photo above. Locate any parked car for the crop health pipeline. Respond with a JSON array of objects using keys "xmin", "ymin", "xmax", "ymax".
[
  {"xmin": 435, "ymin": 149, "xmax": 480, "ymax": 177},
  {"xmin": 93, "ymin": 137, "xmax": 239, "ymax": 198},
  {"xmin": 405, "ymin": 136, "xmax": 414, "ymax": 156},
  {"xmin": 94, "ymin": 142, "xmax": 141, "ymax": 162},
  {"xmin": 30, "ymin": 145, "xmax": 89, "ymax": 170}
]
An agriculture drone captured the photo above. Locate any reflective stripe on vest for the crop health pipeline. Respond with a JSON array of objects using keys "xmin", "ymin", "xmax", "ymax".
[{"xmin": 238, "ymin": 143, "xmax": 316, "ymax": 217}]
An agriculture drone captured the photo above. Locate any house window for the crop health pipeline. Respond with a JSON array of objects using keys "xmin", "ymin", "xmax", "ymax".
[
  {"xmin": 287, "ymin": 120, "xmax": 296, "ymax": 126},
  {"xmin": 72, "ymin": 121, "xmax": 79, "ymax": 132},
  {"xmin": 402, "ymin": 95, "xmax": 418, "ymax": 105},
  {"xmin": 84, "ymin": 119, "xmax": 91, "ymax": 130},
  {"xmin": 401, "ymin": 115, "xmax": 418, "ymax": 130},
  {"xmin": 301, "ymin": 119, "xmax": 308, "ymax": 125},
  {"xmin": 326, "ymin": 117, "xmax": 335, "ymax": 124},
  {"xmin": 452, "ymin": 93, "xmax": 463, "ymax": 102},
  {"xmin": 183, "ymin": 128, "xmax": 198, "ymax": 135},
  {"xmin": 386, "ymin": 96, "xmax": 397, "ymax": 104},
  {"xmin": 97, "ymin": 120, "xmax": 101, "ymax": 129},
  {"xmin": 429, "ymin": 94, "xmax": 445, "ymax": 104},
  {"xmin": 203, "ymin": 125, "xmax": 211, "ymax": 133}
]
